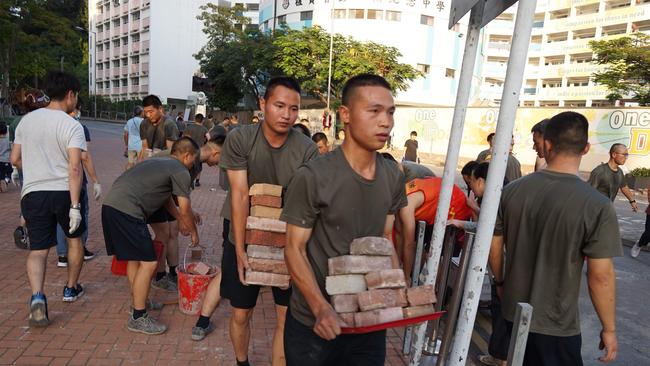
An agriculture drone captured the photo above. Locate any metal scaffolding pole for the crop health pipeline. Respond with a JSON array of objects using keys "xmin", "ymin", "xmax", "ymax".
[
  {"xmin": 408, "ymin": 1, "xmax": 485, "ymax": 364},
  {"xmin": 447, "ymin": 0, "xmax": 537, "ymax": 364}
]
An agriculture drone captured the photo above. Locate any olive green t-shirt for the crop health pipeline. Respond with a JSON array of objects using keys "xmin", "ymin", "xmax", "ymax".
[
  {"xmin": 281, "ymin": 148, "xmax": 408, "ymax": 327},
  {"xmin": 402, "ymin": 160, "xmax": 435, "ymax": 182},
  {"xmin": 103, "ymin": 157, "xmax": 192, "ymax": 220},
  {"xmin": 219, "ymin": 124, "xmax": 319, "ymax": 241},
  {"xmin": 139, "ymin": 116, "xmax": 179, "ymax": 150},
  {"xmin": 153, "ymin": 149, "xmax": 202, "ymax": 181},
  {"xmin": 505, "ymin": 154, "xmax": 522, "ymax": 183},
  {"xmin": 184, "ymin": 123, "xmax": 209, "ymax": 147},
  {"xmin": 477, "ymin": 148, "xmax": 491, "ymax": 163},
  {"xmin": 588, "ymin": 163, "xmax": 625, "ymax": 202},
  {"xmin": 495, "ymin": 170, "xmax": 622, "ymax": 336}
]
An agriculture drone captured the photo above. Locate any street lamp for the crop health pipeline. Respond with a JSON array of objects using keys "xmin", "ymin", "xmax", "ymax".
[{"xmin": 74, "ymin": 25, "xmax": 97, "ymax": 119}]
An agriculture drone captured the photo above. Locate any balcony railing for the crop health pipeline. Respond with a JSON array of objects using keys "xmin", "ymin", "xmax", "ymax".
[
  {"xmin": 131, "ymin": 21, "xmax": 140, "ymax": 32},
  {"xmin": 142, "ymin": 17, "xmax": 150, "ymax": 28},
  {"xmin": 121, "ymin": 3, "xmax": 128, "ymax": 14},
  {"xmin": 97, "ymin": 50, "xmax": 104, "ymax": 61},
  {"xmin": 96, "ymin": 70, "xmax": 104, "ymax": 79},
  {"xmin": 132, "ymin": 42, "xmax": 140, "ymax": 53},
  {"xmin": 131, "ymin": 85, "xmax": 140, "ymax": 93},
  {"xmin": 132, "ymin": 0, "xmax": 141, "ymax": 8},
  {"xmin": 140, "ymin": 84, "xmax": 149, "ymax": 93},
  {"xmin": 523, "ymin": 87, "xmax": 537, "ymax": 95},
  {"xmin": 122, "ymin": 24, "xmax": 128, "ymax": 34},
  {"xmin": 141, "ymin": 62, "xmax": 149, "ymax": 74},
  {"xmin": 112, "ymin": 69, "xmax": 120, "ymax": 77},
  {"xmin": 121, "ymin": 66, "xmax": 128, "ymax": 75},
  {"xmin": 130, "ymin": 64, "xmax": 139, "ymax": 74},
  {"xmin": 112, "ymin": 87, "xmax": 120, "ymax": 95},
  {"xmin": 141, "ymin": 40, "xmax": 149, "ymax": 52},
  {"xmin": 487, "ymin": 42, "xmax": 511, "ymax": 52}
]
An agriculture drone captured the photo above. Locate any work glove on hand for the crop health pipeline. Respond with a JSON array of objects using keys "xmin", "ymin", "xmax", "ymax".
[
  {"xmin": 93, "ymin": 183, "xmax": 102, "ymax": 200},
  {"xmin": 69, "ymin": 207, "xmax": 82, "ymax": 234},
  {"xmin": 11, "ymin": 167, "xmax": 20, "ymax": 186}
]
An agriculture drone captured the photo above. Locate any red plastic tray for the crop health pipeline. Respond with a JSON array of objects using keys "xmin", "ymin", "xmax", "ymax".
[{"xmin": 341, "ymin": 311, "xmax": 445, "ymax": 334}]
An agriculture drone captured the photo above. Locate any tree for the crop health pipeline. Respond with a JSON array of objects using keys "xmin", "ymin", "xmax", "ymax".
[
  {"xmin": 273, "ymin": 26, "xmax": 421, "ymax": 108},
  {"xmin": 590, "ymin": 33, "xmax": 650, "ymax": 105}
]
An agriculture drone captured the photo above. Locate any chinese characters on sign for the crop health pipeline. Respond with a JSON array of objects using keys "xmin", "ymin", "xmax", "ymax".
[{"xmin": 436, "ymin": 0, "xmax": 445, "ymax": 11}]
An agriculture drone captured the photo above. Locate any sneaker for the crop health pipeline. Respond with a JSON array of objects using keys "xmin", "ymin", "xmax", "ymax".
[
  {"xmin": 191, "ymin": 321, "xmax": 215, "ymax": 341},
  {"xmin": 83, "ymin": 248, "xmax": 96, "ymax": 261},
  {"xmin": 477, "ymin": 354, "xmax": 502, "ymax": 366},
  {"xmin": 63, "ymin": 284, "xmax": 85, "ymax": 302},
  {"xmin": 631, "ymin": 243, "xmax": 642, "ymax": 258},
  {"xmin": 28, "ymin": 293, "xmax": 49, "ymax": 327},
  {"xmin": 195, "ymin": 180, "xmax": 201, "ymax": 187},
  {"xmin": 127, "ymin": 298, "xmax": 165, "ymax": 314},
  {"xmin": 57, "ymin": 256, "xmax": 68, "ymax": 268},
  {"xmin": 0, "ymin": 180, "xmax": 7, "ymax": 192},
  {"xmin": 127, "ymin": 313, "xmax": 167, "ymax": 335},
  {"xmin": 152, "ymin": 275, "xmax": 177, "ymax": 292}
]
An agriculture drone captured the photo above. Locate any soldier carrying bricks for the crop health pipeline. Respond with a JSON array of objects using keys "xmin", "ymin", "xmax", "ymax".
[
  {"xmin": 281, "ymin": 74, "xmax": 408, "ymax": 365},
  {"xmin": 218, "ymin": 76, "xmax": 318, "ymax": 366}
]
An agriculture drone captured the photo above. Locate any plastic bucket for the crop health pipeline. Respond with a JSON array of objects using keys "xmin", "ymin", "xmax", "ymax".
[
  {"xmin": 177, "ymin": 247, "xmax": 219, "ymax": 315},
  {"xmin": 111, "ymin": 240, "xmax": 164, "ymax": 276}
]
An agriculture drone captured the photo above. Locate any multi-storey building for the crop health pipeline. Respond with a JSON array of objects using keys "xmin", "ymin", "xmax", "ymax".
[
  {"xmin": 480, "ymin": 0, "xmax": 650, "ymax": 107},
  {"xmin": 258, "ymin": 0, "xmax": 481, "ymax": 106}
]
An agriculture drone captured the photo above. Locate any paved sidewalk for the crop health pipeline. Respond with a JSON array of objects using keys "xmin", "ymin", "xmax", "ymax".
[{"xmin": 0, "ymin": 122, "xmax": 408, "ymax": 365}]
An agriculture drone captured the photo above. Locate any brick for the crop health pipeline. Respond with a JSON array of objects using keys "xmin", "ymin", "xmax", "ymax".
[
  {"xmin": 365, "ymin": 269, "xmax": 406, "ymax": 290},
  {"xmin": 350, "ymin": 237, "xmax": 394, "ymax": 256},
  {"xmin": 403, "ymin": 304, "xmax": 435, "ymax": 318},
  {"xmin": 248, "ymin": 257, "xmax": 289, "ymax": 275},
  {"xmin": 246, "ymin": 216, "xmax": 287, "ymax": 233},
  {"xmin": 246, "ymin": 245, "xmax": 284, "ymax": 261},
  {"xmin": 338, "ymin": 313, "xmax": 356, "ymax": 327},
  {"xmin": 357, "ymin": 288, "xmax": 407, "ymax": 311},
  {"xmin": 406, "ymin": 285, "xmax": 437, "ymax": 306},
  {"xmin": 325, "ymin": 275, "xmax": 367, "ymax": 295},
  {"xmin": 328, "ymin": 255, "xmax": 392, "ymax": 275},
  {"xmin": 189, "ymin": 262, "xmax": 211, "ymax": 275},
  {"xmin": 251, "ymin": 195, "xmax": 282, "ymax": 208},
  {"xmin": 245, "ymin": 270, "xmax": 290, "ymax": 288},
  {"xmin": 246, "ymin": 229, "xmax": 286, "ymax": 247},
  {"xmin": 249, "ymin": 183, "xmax": 283, "ymax": 197},
  {"xmin": 354, "ymin": 307, "xmax": 404, "ymax": 327},
  {"xmin": 330, "ymin": 294, "xmax": 359, "ymax": 313},
  {"xmin": 250, "ymin": 205, "xmax": 282, "ymax": 220}
]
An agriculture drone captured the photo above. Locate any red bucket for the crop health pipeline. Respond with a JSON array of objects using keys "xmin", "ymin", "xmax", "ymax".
[
  {"xmin": 111, "ymin": 240, "xmax": 164, "ymax": 276},
  {"xmin": 177, "ymin": 247, "xmax": 220, "ymax": 315}
]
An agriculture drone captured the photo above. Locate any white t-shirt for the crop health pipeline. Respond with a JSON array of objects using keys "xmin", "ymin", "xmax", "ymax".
[{"xmin": 14, "ymin": 108, "xmax": 87, "ymax": 197}]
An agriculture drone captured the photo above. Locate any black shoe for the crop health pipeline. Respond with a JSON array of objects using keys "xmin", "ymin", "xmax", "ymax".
[
  {"xmin": 57, "ymin": 256, "xmax": 68, "ymax": 268},
  {"xmin": 83, "ymin": 248, "xmax": 96, "ymax": 261},
  {"xmin": 195, "ymin": 180, "xmax": 201, "ymax": 187}
]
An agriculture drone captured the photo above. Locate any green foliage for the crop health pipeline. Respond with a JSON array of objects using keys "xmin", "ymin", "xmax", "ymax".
[
  {"xmin": 630, "ymin": 167, "xmax": 650, "ymax": 178},
  {"xmin": 195, "ymin": 9, "xmax": 421, "ymax": 112},
  {"xmin": 590, "ymin": 33, "xmax": 650, "ymax": 106}
]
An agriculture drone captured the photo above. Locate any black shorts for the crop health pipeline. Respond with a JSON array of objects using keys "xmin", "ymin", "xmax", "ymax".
[
  {"xmin": 505, "ymin": 322, "xmax": 583, "ymax": 366},
  {"xmin": 102, "ymin": 205, "xmax": 156, "ymax": 261},
  {"xmin": 284, "ymin": 309, "xmax": 386, "ymax": 366},
  {"xmin": 146, "ymin": 207, "xmax": 176, "ymax": 224},
  {"xmin": 21, "ymin": 191, "xmax": 87, "ymax": 250},
  {"xmin": 220, "ymin": 236, "xmax": 291, "ymax": 309}
]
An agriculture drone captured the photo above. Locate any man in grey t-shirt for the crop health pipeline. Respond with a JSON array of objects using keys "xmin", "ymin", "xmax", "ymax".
[
  {"xmin": 491, "ymin": 112, "xmax": 621, "ymax": 365},
  {"xmin": 588, "ymin": 143, "xmax": 638, "ymax": 212},
  {"xmin": 138, "ymin": 95, "xmax": 179, "ymax": 161}
]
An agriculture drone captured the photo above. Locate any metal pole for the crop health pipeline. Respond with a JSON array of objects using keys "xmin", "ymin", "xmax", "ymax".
[
  {"xmin": 93, "ymin": 31, "xmax": 97, "ymax": 119},
  {"xmin": 506, "ymin": 303, "xmax": 533, "ymax": 366},
  {"xmin": 403, "ymin": 221, "xmax": 427, "ymax": 355},
  {"xmin": 326, "ymin": 0, "xmax": 335, "ymax": 112},
  {"xmin": 447, "ymin": 0, "xmax": 536, "ymax": 364},
  {"xmin": 408, "ymin": 1, "xmax": 485, "ymax": 364}
]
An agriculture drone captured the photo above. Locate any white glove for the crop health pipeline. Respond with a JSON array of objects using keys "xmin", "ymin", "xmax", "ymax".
[
  {"xmin": 11, "ymin": 167, "xmax": 19, "ymax": 186},
  {"xmin": 69, "ymin": 207, "xmax": 82, "ymax": 234},
  {"xmin": 93, "ymin": 183, "xmax": 102, "ymax": 200}
]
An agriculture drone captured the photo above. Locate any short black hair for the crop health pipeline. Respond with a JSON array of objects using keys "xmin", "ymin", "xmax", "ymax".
[
  {"xmin": 380, "ymin": 152, "xmax": 397, "ymax": 163},
  {"xmin": 471, "ymin": 162, "xmax": 490, "ymax": 180},
  {"xmin": 194, "ymin": 113, "xmax": 204, "ymax": 122},
  {"xmin": 223, "ymin": 116, "xmax": 230, "ymax": 121},
  {"xmin": 293, "ymin": 123, "xmax": 311, "ymax": 138},
  {"xmin": 410, "ymin": 131, "xmax": 417, "ymax": 136},
  {"xmin": 312, "ymin": 132, "xmax": 328, "ymax": 144},
  {"xmin": 43, "ymin": 71, "xmax": 81, "ymax": 102},
  {"xmin": 544, "ymin": 112, "xmax": 589, "ymax": 155},
  {"xmin": 531, "ymin": 119, "xmax": 548, "ymax": 135},
  {"xmin": 0, "ymin": 122, "xmax": 7, "ymax": 135},
  {"xmin": 142, "ymin": 95, "xmax": 163, "ymax": 108},
  {"xmin": 171, "ymin": 136, "xmax": 199, "ymax": 156},
  {"xmin": 461, "ymin": 160, "xmax": 479, "ymax": 176},
  {"xmin": 609, "ymin": 143, "xmax": 626, "ymax": 155},
  {"xmin": 264, "ymin": 76, "xmax": 301, "ymax": 100},
  {"xmin": 341, "ymin": 74, "xmax": 392, "ymax": 106},
  {"xmin": 207, "ymin": 134, "xmax": 226, "ymax": 147},
  {"xmin": 487, "ymin": 133, "xmax": 495, "ymax": 143}
]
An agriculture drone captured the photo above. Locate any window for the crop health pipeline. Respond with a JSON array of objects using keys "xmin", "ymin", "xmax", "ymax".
[
  {"xmin": 349, "ymin": 9, "xmax": 364, "ymax": 19},
  {"xmin": 131, "ymin": 55, "xmax": 140, "ymax": 64},
  {"xmin": 122, "ymin": 16, "xmax": 128, "ymax": 24},
  {"xmin": 278, "ymin": 15, "xmax": 286, "ymax": 24},
  {"xmin": 386, "ymin": 11, "xmax": 401, "ymax": 22},
  {"xmin": 122, "ymin": 37, "xmax": 128, "ymax": 45},
  {"xmin": 113, "ymin": 60, "xmax": 120, "ymax": 67},
  {"xmin": 445, "ymin": 68, "xmax": 455, "ymax": 78},
  {"xmin": 333, "ymin": 9, "xmax": 346, "ymax": 19},
  {"xmin": 131, "ymin": 77, "xmax": 139, "ymax": 85},
  {"xmin": 122, "ymin": 58, "xmax": 128, "ymax": 66},
  {"xmin": 247, "ymin": 3, "xmax": 259, "ymax": 11},
  {"xmin": 112, "ymin": 80, "xmax": 120, "ymax": 88},
  {"xmin": 420, "ymin": 15, "xmax": 434, "ymax": 26},
  {"xmin": 113, "ymin": 40, "xmax": 120, "ymax": 47},
  {"xmin": 367, "ymin": 9, "xmax": 383, "ymax": 20},
  {"xmin": 300, "ymin": 11, "xmax": 313, "ymax": 21},
  {"xmin": 417, "ymin": 64, "xmax": 431, "ymax": 74},
  {"xmin": 132, "ymin": 11, "xmax": 140, "ymax": 20},
  {"xmin": 131, "ymin": 34, "xmax": 140, "ymax": 42},
  {"xmin": 121, "ymin": 79, "xmax": 128, "ymax": 87}
]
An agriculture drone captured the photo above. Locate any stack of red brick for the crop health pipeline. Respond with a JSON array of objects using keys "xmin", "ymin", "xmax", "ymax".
[
  {"xmin": 326, "ymin": 237, "xmax": 437, "ymax": 328},
  {"xmin": 244, "ymin": 184, "xmax": 290, "ymax": 288}
]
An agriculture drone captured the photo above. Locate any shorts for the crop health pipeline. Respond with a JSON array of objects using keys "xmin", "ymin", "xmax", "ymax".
[
  {"xmin": 127, "ymin": 150, "xmax": 138, "ymax": 164},
  {"xmin": 505, "ymin": 322, "xmax": 583, "ymax": 366},
  {"xmin": 0, "ymin": 162, "xmax": 11, "ymax": 180},
  {"xmin": 102, "ymin": 205, "xmax": 156, "ymax": 261},
  {"xmin": 220, "ymin": 237, "xmax": 291, "ymax": 309},
  {"xmin": 21, "ymin": 191, "xmax": 87, "ymax": 250},
  {"xmin": 284, "ymin": 309, "xmax": 386, "ymax": 366},
  {"xmin": 146, "ymin": 207, "xmax": 177, "ymax": 224}
]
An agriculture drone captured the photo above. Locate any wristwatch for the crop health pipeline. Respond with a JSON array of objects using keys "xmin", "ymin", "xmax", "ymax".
[{"xmin": 71, "ymin": 203, "xmax": 81, "ymax": 209}]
